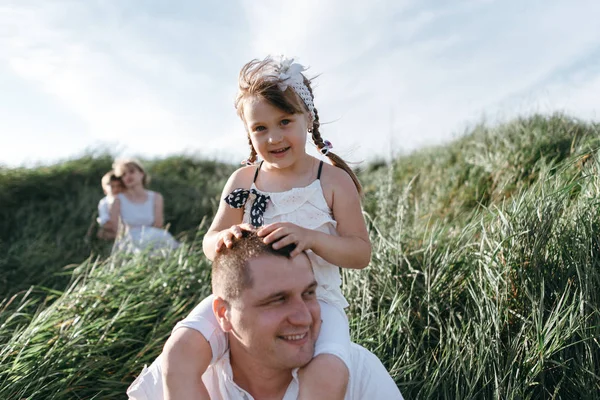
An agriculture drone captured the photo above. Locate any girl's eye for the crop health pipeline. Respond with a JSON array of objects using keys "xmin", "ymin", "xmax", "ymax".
[
  {"xmin": 281, "ymin": 119, "xmax": 291, "ymax": 126},
  {"xmin": 254, "ymin": 126, "xmax": 266, "ymax": 132}
]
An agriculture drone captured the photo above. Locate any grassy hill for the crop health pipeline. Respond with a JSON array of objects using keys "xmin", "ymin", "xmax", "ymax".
[
  {"xmin": 1, "ymin": 113, "xmax": 599, "ymax": 399},
  {"xmin": 0, "ymin": 155, "xmax": 234, "ymax": 297}
]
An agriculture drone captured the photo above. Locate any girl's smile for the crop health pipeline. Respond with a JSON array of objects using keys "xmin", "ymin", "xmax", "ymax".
[
  {"xmin": 243, "ymin": 96, "xmax": 311, "ymax": 169},
  {"xmin": 270, "ymin": 146, "xmax": 291, "ymax": 158}
]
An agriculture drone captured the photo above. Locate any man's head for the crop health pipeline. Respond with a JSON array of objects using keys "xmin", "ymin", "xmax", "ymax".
[{"xmin": 211, "ymin": 231, "xmax": 321, "ymax": 371}]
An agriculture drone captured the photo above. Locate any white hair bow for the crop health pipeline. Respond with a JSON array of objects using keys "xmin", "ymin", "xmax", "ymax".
[
  {"xmin": 275, "ymin": 56, "xmax": 315, "ymax": 120},
  {"xmin": 277, "ymin": 58, "xmax": 306, "ymax": 91}
]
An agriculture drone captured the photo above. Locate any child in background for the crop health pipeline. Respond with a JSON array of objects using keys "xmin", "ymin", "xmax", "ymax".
[
  {"xmin": 160, "ymin": 56, "xmax": 371, "ymax": 400},
  {"xmin": 97, "ymin": 170, "xmax": 123, "ymax": 240}
]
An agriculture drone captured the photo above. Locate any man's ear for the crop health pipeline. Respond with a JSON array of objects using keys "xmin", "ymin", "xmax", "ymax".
[{"xmin": 213, "ymin": 296, "xmax": 233, "ymax": 332}]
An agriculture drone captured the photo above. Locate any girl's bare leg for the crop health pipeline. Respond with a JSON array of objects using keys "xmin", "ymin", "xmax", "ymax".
[
  {"xmin": 298, "ymin": 354, "xmax": 348, "ymax": 400},
  {"xmin": 162, "ymin": 328, "xmax": 212, "ymax": 400}
]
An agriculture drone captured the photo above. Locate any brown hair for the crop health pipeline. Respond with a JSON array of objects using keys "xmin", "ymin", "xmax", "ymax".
[
  {"xmin": 212, "ymin": 230, "xmax": 295, "ymax": 301},
  {"xmin": 101, "ymin": 170, "xmax": 121, "ymax": 187},
  {"xmin": 112, "ymin": 158, "xmax": 150, "ymax": 187},
  {"xmin": 234, "ymin": 57, "xmax": 362, "ymax": 194}
]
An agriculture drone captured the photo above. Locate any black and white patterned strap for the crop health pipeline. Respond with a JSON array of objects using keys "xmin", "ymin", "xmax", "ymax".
[{"xmin": 224, "ymin": 188, "xmax": 271, "ymax": 228}]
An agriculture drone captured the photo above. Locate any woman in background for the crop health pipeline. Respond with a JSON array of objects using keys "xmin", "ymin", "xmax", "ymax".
[{"xmin": 109, "ymin": 158, "xmax": 179, "ymax": 254}]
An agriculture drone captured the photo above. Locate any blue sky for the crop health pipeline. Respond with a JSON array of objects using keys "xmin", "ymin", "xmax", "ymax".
[{"xmin": 1, "ymin": 0, "xmax": 599, "ymax": 167}]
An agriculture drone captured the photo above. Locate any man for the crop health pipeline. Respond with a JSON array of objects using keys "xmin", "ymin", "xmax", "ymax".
[{"xmin": 127, "ymin": 232, "xmax": 403, "ymax": 399}]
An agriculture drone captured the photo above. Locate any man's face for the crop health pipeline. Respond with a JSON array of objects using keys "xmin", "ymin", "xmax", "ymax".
[{"xmin": 227, "ymin": 253, "xmax": 321, "ymax": 370}]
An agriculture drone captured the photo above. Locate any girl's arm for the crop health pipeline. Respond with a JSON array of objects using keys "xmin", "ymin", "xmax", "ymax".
[
  {"xmin": 153, "ymin": 192, "xmax": 164, "ymax": 228},
  {"xmin": 202, "ymin": 167, "xmax": 254, "ymax": 261},
  {"xmin": 313, "ymin": 168, "xmax": 371, "ymax": 269},
  {"xmin": 260, "ymin": 166, "xmax": 371, "ymax": 269}
]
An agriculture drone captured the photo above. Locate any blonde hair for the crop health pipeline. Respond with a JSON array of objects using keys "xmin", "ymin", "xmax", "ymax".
[
  {"xmin": 235, "ymin": 57, "xmax": 362, "ymax": 195},
  {"xmin": 112, "ymin": 158, "xmax": 150, "ymax": 187}
]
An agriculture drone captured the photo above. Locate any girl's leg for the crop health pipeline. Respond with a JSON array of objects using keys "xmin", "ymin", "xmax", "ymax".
[
  {"xmin": 161, "ymin": 294, "xmax": 228, "ymax": 400},
  {"xmin": 162, "ymin": 329, "xmax": 211, "ymax": 400},
  {"xmin": 298, "ymin": 300, "xmax": 351, "ymax": 400},
  {"xmin": 298, "ymin": 354, "xmax": 348, "ymax": 399}
]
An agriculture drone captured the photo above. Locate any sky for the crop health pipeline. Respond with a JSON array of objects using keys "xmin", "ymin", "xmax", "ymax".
[{"xmin": 1, "ymin": 0, "xmax": 599, "ymax": 168}]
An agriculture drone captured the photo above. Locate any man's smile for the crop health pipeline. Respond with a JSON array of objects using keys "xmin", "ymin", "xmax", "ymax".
[{"xmin": 278, "ymin": 332, "xmax": 309, "ymax": 342}]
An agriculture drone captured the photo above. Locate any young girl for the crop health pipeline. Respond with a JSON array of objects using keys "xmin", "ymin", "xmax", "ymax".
[
  {"xmin": 162, "ymin": 56, "xmax": 371, "ymax": 399},
  {"xmin": 110, "ymin": 159, "xmax": 179, "ymax": 254}
]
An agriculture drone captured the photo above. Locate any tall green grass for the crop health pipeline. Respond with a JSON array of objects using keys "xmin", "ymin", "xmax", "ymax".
[
  {"xmin": 1, "ymin": 114, "xmax": 599, "ymax": 398},
  {"xmin": 0, "ymin": 244, "xmax": 212, "ymax": 399},
  {"xmin": 0, "ymin": 155, "xmax": 234, "ymax": 297}
]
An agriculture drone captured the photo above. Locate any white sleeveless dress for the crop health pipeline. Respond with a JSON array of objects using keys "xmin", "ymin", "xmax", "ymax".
[
  {"xmin": 243, "ymin": 179, "xmax": 348, "ymax": 308},
  {"xmin": 172, "ymin": 161, "xmax": 352, "ymax": 367},
  {"xmin": 126, "ymin": 163, "xmax": 356, "ymax": 399},
  {"xmin": 114, "ymin": 191, "xmax": 179, "ymax": 254}
]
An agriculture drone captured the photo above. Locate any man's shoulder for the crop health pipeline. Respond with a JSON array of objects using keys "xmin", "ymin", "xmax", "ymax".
[
  {"xmin": 127, "ymin": 353, "xmax": 230, "ymax": 400},
  {"xmin": 347, "ymin": 343, "xmax": 404, "ymax": 400},
  {"xmin": 348, "ymin": 342, "xmax": 388, "ymax": 374}
]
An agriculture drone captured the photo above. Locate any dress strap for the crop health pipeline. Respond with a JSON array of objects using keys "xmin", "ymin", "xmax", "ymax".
[
  {"xmin": 148, "ymin": 190, "xmax": 155, "ymax": 206},
  {"xmin": 317, "ymin": 160, "xmax": 324, "ymax": 180},
  {"xmin": 253, "ymin": 161, "xmax": 264, "ymax": 183}
]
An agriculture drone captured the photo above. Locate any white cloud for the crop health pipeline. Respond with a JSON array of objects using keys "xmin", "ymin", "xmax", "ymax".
[
  {"xmin": 0, "ymin": 1, "xmax": 243, "ymax": 164},
  {"xmin": 239, "ymin": 0, "xmax": 600, "ymax": 161},
  {"xmin": 0, "ymin": 0, "xmax": 599, "ymax": 167}
]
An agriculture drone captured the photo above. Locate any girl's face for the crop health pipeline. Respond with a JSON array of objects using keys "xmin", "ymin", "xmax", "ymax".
[
  {"xmin": 243, "ymin": 96, "xmax": 311, "ymax": 169},
  {"xmin": 120, "ymin": 164, "xmax": 144, "ymax": 188}
]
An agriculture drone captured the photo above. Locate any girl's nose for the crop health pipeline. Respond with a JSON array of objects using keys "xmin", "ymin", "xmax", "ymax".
[{"xmin": 268, "ymin": 130, "xmax": 283, "ymax": 144}]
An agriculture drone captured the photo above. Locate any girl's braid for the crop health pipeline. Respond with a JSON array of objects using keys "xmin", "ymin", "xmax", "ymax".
[
  {"xmin": 246, "ymin": 135, "xmax": 258, "ymax": 164},
  {"xmin": 304, "ymin": 78, "xmax": 363, "ymax": 195}
]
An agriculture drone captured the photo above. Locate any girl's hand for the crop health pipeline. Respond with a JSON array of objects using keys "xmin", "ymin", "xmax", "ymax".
[
  {"xmin": 215, "ymin": 223, "xmax": 254, "ymax": 252},
  {"xmin": 257, "ymin": 222, "xmax": 314, "ymax": 258}
]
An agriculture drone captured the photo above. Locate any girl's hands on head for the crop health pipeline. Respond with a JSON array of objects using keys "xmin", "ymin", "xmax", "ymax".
[
  {"xmin": 257, "ymin": 222, "xmax": 314, "ymax": 258},
  {"xmin": 203, "ymin": 165, "xmax": 255, "ymax": 261},
  {"xmin": 215, "ymin": 223, "xmax": 254, "ymax": 253}
]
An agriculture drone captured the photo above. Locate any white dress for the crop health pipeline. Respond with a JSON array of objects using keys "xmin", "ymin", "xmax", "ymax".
[
  {"xmin": 113, "ymin": 191, "xmax": 179, "ymax": 254},
  {"xmin": 243, "ymin": 179, "xmax": 348, "ymax": 308},
  {"xmin": 173, "ymin": 161, "xmax": 352, "ymax": 367}
]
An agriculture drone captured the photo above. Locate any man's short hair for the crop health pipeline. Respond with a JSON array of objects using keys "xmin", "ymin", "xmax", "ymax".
[{"xmin": 211, "ymin": 230, "xmax": 295, "ymax": 301}]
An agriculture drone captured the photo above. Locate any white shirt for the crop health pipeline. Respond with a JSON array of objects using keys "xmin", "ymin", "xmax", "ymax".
[
  {"xmin": 97, "ymin": 196, "xmax": 113, "ymax": 226},
  {"xmin": 127, "ymin": 343, "xmax": 403, "ymax": 400}
]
